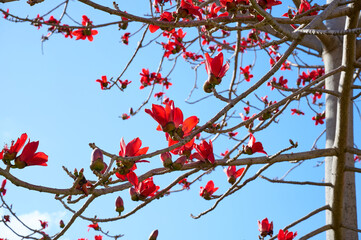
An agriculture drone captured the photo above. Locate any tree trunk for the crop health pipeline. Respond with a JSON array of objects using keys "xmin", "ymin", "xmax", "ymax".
[{"xmin": 324, "ymin": 1, "xmax": 358, "ymax": 239}]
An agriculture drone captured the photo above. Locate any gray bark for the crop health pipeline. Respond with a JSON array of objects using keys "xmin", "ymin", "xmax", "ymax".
[{"xmin": 324, "ymin": 1, "xmax": 358, "ymax": 239}]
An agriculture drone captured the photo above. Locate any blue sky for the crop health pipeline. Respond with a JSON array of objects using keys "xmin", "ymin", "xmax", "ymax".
[{"xmin": 0, "ymin": 1, "xmax": 360, "ymax": 239}]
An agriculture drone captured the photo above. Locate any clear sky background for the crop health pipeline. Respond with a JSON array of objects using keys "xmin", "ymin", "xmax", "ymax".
[{"xmin": 0, "ymin": 1, "xmax": 360, "ymax": 239}]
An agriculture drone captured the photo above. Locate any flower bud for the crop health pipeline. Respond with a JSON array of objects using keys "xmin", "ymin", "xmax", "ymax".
[
  {"xmin": 115, "ymin": 196, "xmax": 124, "ymax": 215},
  {"xmin": 129, "ymin": 187, "xmax": 139, "ymax": 201},
  {"xmin": 160, "ymin": 152, "xmax": 172, "ymax": 168},
  {"xmin": 148, "ymin": 229, "xmax": 159, "ymax": 240},
  {"xmin": 172, "ymin": 156, "xmax": 187, "ymax": 170},
  {"xmin": 59, "ymin": 220, "xmax": 65, "ymax": 228},
  {"xmin": 90, "ymin": 148, "xmax": 105, "ymax": 172},
  {"xmin": 74, "ymin": 168, "xmax": 78, "ymax": 177},
  {"xmin": 0, "ymin": 179, "xmax": 7, "ymax": 196},
  {"xmin": 79, "ymin": 168, "xmax": 84, "ymax": 177}
]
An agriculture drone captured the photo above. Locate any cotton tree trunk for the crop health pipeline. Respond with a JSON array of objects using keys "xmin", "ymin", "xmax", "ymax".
[{"xmin": 324, "ymin": 1, "xmax": 358, "ymax": 239}]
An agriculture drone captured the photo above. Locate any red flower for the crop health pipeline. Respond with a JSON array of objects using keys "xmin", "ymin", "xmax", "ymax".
[
  {"xmin": 119, "ymin": 79, "xmax": 131, "ymax": 90},
  {"xmin": 72, "ymin": 28, "xmax": 98, "ymax": 41},
  {"xmin": 88, "ymin": 222, "xmax": 100, "ymax": 231},
  {"xmin": 257, "ymin": 0, "xmax": 282, "ymax": 10},
  {"xmin": 312, "ymin": 91, "xmax": 322, "ymax": 104},
  {"xmin": 261, "ymin": 95, "xmax": 268, "ymax": 104},
  {"xmin": 220, "ymin": 149, "xmax": 229, "ymax": 157},
  {"xmin": 200, "ymin": 180, "xmax": 218, "ymax": 200},
  {"xmin": 154, "ymin": 92, "xmax": 165, "ymax": 99},
  {"xmin": 192, "ymin": 140, "xmax": 215, "ymax": 164},
  {"xmin": 206, "ymin": 3, "xmax": 229, "ymax": 18},
  {"xmin": 312, "ymin": 112, "xmax": 325, "ymax": 125},
  {"xmin": 3, "ymin": 9, "xmax": 9, "ymax": 19},
  {"xmin": 72, "ymin": 15, "xmax": 98, "ymax": 41},
  {"xmin": 178, "ymin": 0, "xmax": 203, "ymax": 20},
  {"xmin": 96, "ymin": 76, "xmax": 110, "ymax": 90},
  {"xmin": 121, "ymin": 113, "xmax": 130, "ymax": 120},
  {"xmin": 240, "ymin": 65, "xmax": 253, "ymax": 82},
  {"xmin": 59, "ymin": 24, "xmax": 73, "ymax": 38},
  {"xmin": 224, "ymin": 166, "xmax": 245, "ymax": 184},
  {"xmin": 122, "ymin": 32, "xmax": 130, "ymax": 45},
  {"xmin": 183, "ymin": 51, "xmax": 203, "ymax": 61},
  {"xmin": 1, "ymin": 133, "xmax": 27, "ymax": 161},
  {"xmin": 228, "ymin": 132, "xmax": 238, "ymax": 138},
  {"xmin": 297, "ymin": 68, "xmax": 324, "ymax": 86},
  {"xmin": 140, "ymin": 68, "xmax": 151, "ymax": 89},
  {"xmin": 149, "ymin": 12, "xmax": 174, "ymax": 33},
  {"xmin": 75, "ymin": 173, "xmax": 93, "ymax": 196},
  {"xmin": 119, "ymin": 137, "xmax": 149, "ymax": 158},
  {"xmin": 258, "ymin": 218, "xmax": 273, "ymax": 237},
  {"xmin": 291, "ymin": 109, "xmax": 304, "ymax": 115},
  {"xmin": 244, "ymin": 106, "xmax": 250, "ymax": 114},
  {"xmin": 299, "ymin": 0, "xmax": 318, "ymax": 15},
  {"xmin": 168, "ymin": 137, "xmax": 195, "ymax": 157},
  {"xmin": 116, "ymin": 138, "xmax": 149, "ymax": 178},
  {"xmin": 94, "ymin": 236, "xmax": 103, "ymax": 240},
  {"xmin": 0, "ymin": 179, "xmax": 6, "ymax": 196},
  {"xmin": 220, "ymin": 0, "xmax": 249, "ymax": 13},
  {"xmin": 130, "ymin": 177, "xmax": 160, "ymax": 201},
  {"xmin": 14, "ymin": 140, "xmax": 48, "ymax": 168},
  {"xmin": 243, "ymin": 133, "xmax": 267, "ymax": 155},
  {"xmin": 270, "ymin": 56, "xmax": 290, "ymax": 70},
  {"xmin": 44, "ymin": 16, "xmax": 60, "ymax": 31},
  {"xmin": 277, "ymin": 229, "xmax": 297, "ymax": 240},
  {"xmin": 178, "ymin": 178, "xmax": 190, "ymax": 189},
  {"xmin": 32, "ymin": 14, "xmax": 44, "ymax": 29},
  {"xmin": 145, "ymin": 100, "xmax": 198, "ymax": 137},
  {"xmin": 268, "ymin": 76, "xmax": 288, "ymax": 90},
  {"xmin": 204, "ymin": 52, "xmax": 230, "ymax": 85},
  {"xmin": 40, "ymin": 220, "xmax": 48, "ymax": 229}
]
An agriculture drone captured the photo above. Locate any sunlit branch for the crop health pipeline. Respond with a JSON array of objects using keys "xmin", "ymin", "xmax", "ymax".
[
  {"xmin": 298, "ymin": 225, "xmax": 333, "ymax": 240},
  {"xmin": 297, "ymin": 27, "xmax": 361, "ymax": 35},
  {"xmin": 341, "ymin": 225, "xmax": 361, "ymax": 233},
  {"xmin": 344, "ymin": 166, "xmax": 361, "ymax": 173},
  {"xmin": 259, "ymin": 175, "xmax": 333, "ymax": 187}
]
